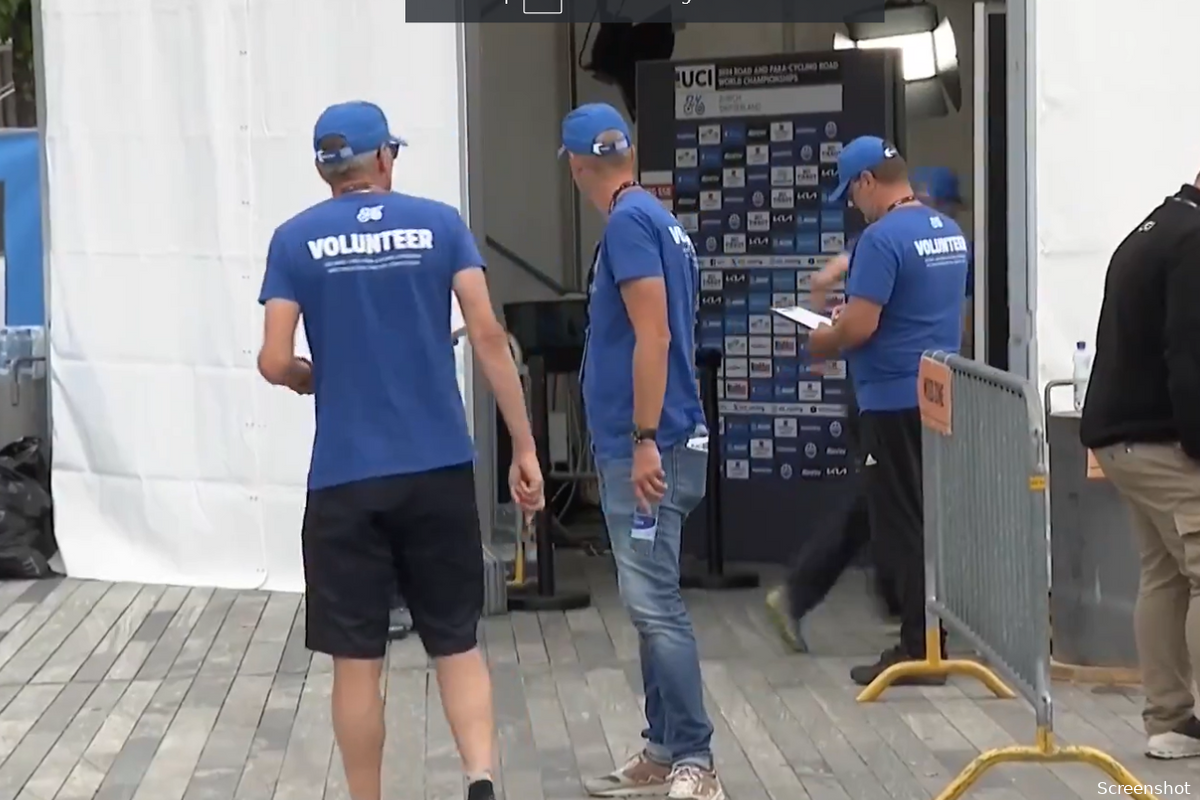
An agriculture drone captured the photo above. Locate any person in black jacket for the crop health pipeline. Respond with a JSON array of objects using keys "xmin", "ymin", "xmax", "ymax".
[{"xmin": 1080, "ymin": 176, "xmax": 1200, "ymax": 761}]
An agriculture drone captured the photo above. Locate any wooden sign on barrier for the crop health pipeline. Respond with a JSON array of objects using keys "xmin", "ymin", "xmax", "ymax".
[
  {"xmin": 1086, "ymin": 449, "xmax": 1105, "ymax": 479},
  {"xmin": 918, "ymin": 356, "xmax": 952, "ymax": 435}
]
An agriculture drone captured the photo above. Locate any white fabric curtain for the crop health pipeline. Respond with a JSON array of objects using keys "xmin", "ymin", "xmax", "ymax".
[
  {"xmin": 1033, "ymin": 0, "xmax": 1200, "ymax": 400},
  {"xmin": 43, "ymin": 0, "xmax": 467, "ymax": 590}
]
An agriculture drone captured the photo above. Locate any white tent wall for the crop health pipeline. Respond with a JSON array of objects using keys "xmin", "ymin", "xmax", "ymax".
[
  {"xmin": 478, "ymin": 11, "xmax": 977, "ymax": 295},
  {"xmin": 42, "ymin": 0, "xmax": 468, "ymax": 590},
  {"xmin": 1034, "ymin": 0, "xmax": 1200, "ymax": 400}
]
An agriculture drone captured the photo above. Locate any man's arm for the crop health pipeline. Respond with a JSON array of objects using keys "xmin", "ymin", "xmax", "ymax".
[
  {"xmin": 1165, "ymin": 231, "xmax": 1200, "ymax": 460},
  {"xmin": 453, "ymin": 269, "xmax": 534, "ymax": 452},
  {"xmin": 808, "ymin": 233, "xmax": 894, "ymax": 359},
  {"xmin": 809, "ymin": 251, "xmax": 849, "ymax": 311},
  {"xmin": 257, "ymin": 232, "xmax": 311, "ymax": 392},
  {"xmin": 448, "ymin": 218, "xmax": 535, "ymax": 455},
  {"xmin": 607, "ymin": 213, "xmax": 670, "ymax": 432}
]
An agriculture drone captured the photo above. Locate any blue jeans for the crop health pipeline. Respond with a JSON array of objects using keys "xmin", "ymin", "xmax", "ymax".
[{"xmin": 597, "ymin": 439, "xmax": 713, "ymax": 769}]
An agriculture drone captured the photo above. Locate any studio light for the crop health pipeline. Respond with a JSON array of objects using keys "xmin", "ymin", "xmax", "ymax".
[{"xmin": 834, "ymin": 1, "xmax": 962, "ymax": 118}]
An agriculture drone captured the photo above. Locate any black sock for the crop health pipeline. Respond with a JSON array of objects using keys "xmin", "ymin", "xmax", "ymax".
[
  {"xmin": 467, "ymin": 777, "xmax": 495, "ymax": 800},
  {"xmin": 1175, "ymin": 717, "xmax": 1200, "ymax": 738}
]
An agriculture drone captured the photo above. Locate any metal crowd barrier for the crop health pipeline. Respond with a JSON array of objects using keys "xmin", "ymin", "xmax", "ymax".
[{"xmin": 855, "ymin": 352, "xmax": 1150, "ymax": 800}]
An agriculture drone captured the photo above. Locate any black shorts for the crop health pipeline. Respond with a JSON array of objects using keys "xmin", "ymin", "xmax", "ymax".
[{"xmin": 301, "ymin": 462, "xmax": 484, "ymax": 659}]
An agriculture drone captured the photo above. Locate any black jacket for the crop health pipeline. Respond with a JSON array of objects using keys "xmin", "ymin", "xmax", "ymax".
[{"xmin": 1080, "ymin": 183, "xmax": 1200, "ymax": 460}]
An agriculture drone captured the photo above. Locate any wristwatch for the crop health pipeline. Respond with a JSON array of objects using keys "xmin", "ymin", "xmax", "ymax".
[{"xmin": 632, "ymin": 428, "xmax": 658, "ymax": 446}]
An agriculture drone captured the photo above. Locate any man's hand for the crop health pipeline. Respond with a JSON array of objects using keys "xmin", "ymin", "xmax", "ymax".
[
  {"xmin": 807, "ymin": 323, "xmax": 838, "ymax": 360},
  {"xmin": 632, "ymin": 441, "xmax": 667, "ymax": 510},
  {"xmin": 509, "ymin": 449, "xmax": 545, "ymax": 521},
  {"xmin": 284, "ymin": 357, "xmax": 313, "ymax": 395},
  {"xmin": 812, "ymin": 253, "xmax": 849, "ymax": 293},
  {"xmin": 830, "ymin": 304, "xmax": 845, "ymax": 322}
]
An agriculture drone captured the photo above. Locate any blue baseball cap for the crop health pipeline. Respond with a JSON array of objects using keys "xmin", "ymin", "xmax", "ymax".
[
  {"xmin": 829, "ymin": 136, "xmax": 901, "ymax": 201},
  {"xmin": 559, "ymin": 103, "xmax": 632, "ymax": 157},
  {"xmin": 910, "ymin": 166, "xmax": 964, "ymax": 205},
  {"xmin": 313, "ymin": 101, "xmax": 406, "ymax": 164}
]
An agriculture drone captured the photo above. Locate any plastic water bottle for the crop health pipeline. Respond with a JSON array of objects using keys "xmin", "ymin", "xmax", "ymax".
[
  {"xmin": 631, "ymin": 508, "xmax": 658, "ymax": 555},
  {"xmin": 1072, "ymin": 341, "xmax": 1093, "ymax": 412}
]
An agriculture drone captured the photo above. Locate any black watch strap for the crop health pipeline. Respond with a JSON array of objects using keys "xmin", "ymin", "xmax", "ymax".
[{"xmin": 632, "ymin": 428, "xmax": 658, "ymax": 445}]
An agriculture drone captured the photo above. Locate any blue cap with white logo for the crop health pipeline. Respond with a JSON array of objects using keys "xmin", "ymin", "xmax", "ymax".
[
  {"xmin": 559, "ymin": 103, "xmax": 632, "ymax": 157},
  {"xmin": 829, "ymin": 136, "xmax": 901, "ymax": 202},
  {"xmin": 313, "ymin": 101, "xmax": 407, "ymax": 165},
  {"xmin": 910, "ymin": 166, "xmax": 963, "ymax": 205}
]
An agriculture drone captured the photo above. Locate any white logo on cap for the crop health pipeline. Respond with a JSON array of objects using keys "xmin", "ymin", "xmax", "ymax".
[
  {"xmin": 357, "ymin": 205, "xmax": 384, "ymax": 223},
  {"xmin": 883, "ymin": 145, "xmax": 898, "ymax": 158}
]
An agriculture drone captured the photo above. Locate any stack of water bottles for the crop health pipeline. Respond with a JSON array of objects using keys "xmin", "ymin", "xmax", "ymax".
[{"xmin": 0, "ymin": 326, "xmax": 46, "ymax": 377}]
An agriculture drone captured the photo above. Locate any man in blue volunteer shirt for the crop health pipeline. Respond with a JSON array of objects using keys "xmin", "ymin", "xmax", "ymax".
[
  {"xmin": 808, "ymin": 136, "xmax": 969, "ymax": 686},
  {"xmin": 561, "ymin": 103, "xmax": 723, "ymax": 800},
  {"xmin": 911, "ymin": 166, "xmax": 975, "ymax": 354},
  {"xmin": 257, "ymin": 100, "xmax": 543, "ymax": 800}
]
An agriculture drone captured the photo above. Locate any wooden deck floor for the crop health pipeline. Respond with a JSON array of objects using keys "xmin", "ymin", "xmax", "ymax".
[{"xmin": 0, "ymin": 553, "xmax": 1190, "ymax": 800}]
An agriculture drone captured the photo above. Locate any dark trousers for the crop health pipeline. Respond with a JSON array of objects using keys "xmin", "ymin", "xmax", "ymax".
[
  {"xmin": 859, "ymin": 408, "xmax": 945, "ymax": 658},
  {"xmin": 785, "ymin": 411, "xmax": 900, "ymax": 620},
  {"xmin": 785, "ymin": 487, "xmax": 869, "ymax": 618}
]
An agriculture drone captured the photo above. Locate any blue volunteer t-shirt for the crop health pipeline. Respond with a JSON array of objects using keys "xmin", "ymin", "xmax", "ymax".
[
  {"xmin": 582, "ymin": 190, "xmax": 706, "ymax": 461},
  {"xmin": 258, "ymin": 192, "xmax": 480, "ymax": 490},
  {"xmin": 844, "ymin": 206, "xmax": 969, "ymax": 411}
]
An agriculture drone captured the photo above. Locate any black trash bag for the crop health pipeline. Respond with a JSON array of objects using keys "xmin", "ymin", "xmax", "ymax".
[{"xmin": 0, "ymin": 437, "xmax": 58, "ymax": 579}]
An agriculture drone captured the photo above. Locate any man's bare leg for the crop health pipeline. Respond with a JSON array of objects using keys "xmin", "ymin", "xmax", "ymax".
[
  {"xmin": 332, "ymin": 657, "xmax": 386, "ymax": 800},
  {"xmin": 435, "ymin": 647, "xmax": 495, "ymax": 779}
]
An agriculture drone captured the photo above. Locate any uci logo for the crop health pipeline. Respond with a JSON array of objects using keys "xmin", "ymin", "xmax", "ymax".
[{"xmin": 675, "ymin": 65, "xmax": 716, "ymax": 89}]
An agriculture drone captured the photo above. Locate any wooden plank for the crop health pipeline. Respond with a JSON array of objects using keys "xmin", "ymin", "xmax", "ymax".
[
  {"xmin": 521, "ymin": 664, "xmax": 581, "ymax": 799},
  {"xmin": 0, "ymin": 581, "xmax": 80, "ymax": 675},
  {"xmin": 0, "ymin": 681, "xmax": 92, "ymax": 798},
  {"xmin": 380, "ymin": 667, "xmax": 427, "ymax": 800},
  {"xmin": 424, "ymin": 667, "xmax": 464, "ymax": 800},
  {"xmin": 0, "ymin": 580, "xmax": 68, "ymax": 641},
  {"xmin": 33, "ymin": 583, "xmax": 143, "ymax": 684},
  {"xmin": 563, "ymin": 608, "xmax": 616, "ymax": 668},
  {"xmin": 128, "ymin": 675, "xmax": 231, "ymax": 800},
  {"xmin": 0, "ymin": 582, "xmax": 112, "ymax": 685},
  {"xmin": 701, "ymin": 660, "xmax": 811, "ymax": 799},
  {"xmin": 72, "ymin": 585, "xmax": 168, "ymax": 683},
  {"xmin": 122, "ymin": 587, "xmax": 205, "ymax": 681},
  {"xmin": 168, "ymin": 590, "xmax": 239, "ymax": 679},
  {"xmin": 198, "ymin": 593, "xmax": 269, "ymax": 677},
  {"xmin": 509, "ymin": 612, "xmax": 549, "ymax": 667},
  {"xmin": 534, "ymin": 613, "xmax": 577, "ymax": 667},
  {"xmin": 90, "ymin": 677, "xmax": 193, "ymax": 800},
  {"xmin": 238, "ymin": 593, "xmax": 300, "ymax": 677},
  {"xmin": 233, "ymin": 673, "xmax": 304, "ymax": 800},
  {"xmin": 271, "ymin": 665, "xmax": 334, "ymax": 800},
  {"xmin": 491, "ymin": 662, "xmax": 545, "ymax": 800},
  {"xmin": 54, "ymin": 680, "xmax": 161, "ymax": 800},
  {"xmin": 17, "ymin": 679, "xmax": 129, "ymax": 800},
  {"xmin": 182, "ymin": 674, "xmax": 273, "ymax": 800},
  {"xmin": 550, "ymin": 664, "xmax": 615, "ymax": 786}
]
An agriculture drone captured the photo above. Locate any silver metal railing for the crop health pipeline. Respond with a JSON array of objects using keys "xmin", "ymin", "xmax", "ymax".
[{"xmin": 855, "ymin": 352, "xmax": 1150, "ymax": 800}]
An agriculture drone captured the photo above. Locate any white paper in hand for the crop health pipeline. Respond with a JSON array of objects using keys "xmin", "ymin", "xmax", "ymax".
[{"xmin": 771, "ymin": 305, "xmax": 832, "ymax": 329}]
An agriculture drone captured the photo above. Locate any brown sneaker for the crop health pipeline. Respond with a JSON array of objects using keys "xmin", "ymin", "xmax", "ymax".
[
  {"xmin": 584, "ymin": 751, "xmax": 671, "ymax": 796},
  {"xmin": 667, "ymin": 765, "xmax": 724, "ymax": 800}
]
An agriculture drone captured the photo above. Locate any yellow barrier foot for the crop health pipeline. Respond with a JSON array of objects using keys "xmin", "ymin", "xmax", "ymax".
[
  {"xmin": 931, "ymin": 732, "xmax": 1155, "ymax": 800},
  {"xmin": 856, "ymin": 658, "xmax": 1016, "ymax": 702}
]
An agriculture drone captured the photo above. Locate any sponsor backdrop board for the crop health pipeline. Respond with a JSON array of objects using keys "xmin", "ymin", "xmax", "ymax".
[{"xmin": 636, "ymin": 50, "xmax": 903, "ymax": 563}]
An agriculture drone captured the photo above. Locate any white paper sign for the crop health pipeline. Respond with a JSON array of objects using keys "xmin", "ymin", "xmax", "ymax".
[{"xmin": 771, "ymin": 305, "xmax": 832, "ymax": 330}]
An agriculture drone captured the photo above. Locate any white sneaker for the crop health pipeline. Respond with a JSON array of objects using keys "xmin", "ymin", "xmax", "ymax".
[
  {"xmin": 666, "ymin": 765, "xmax": 724, "ymax": 800},
  {"xmin": 1146, "ymin": 730, "xmax": 1200, "ymax": 759}
]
